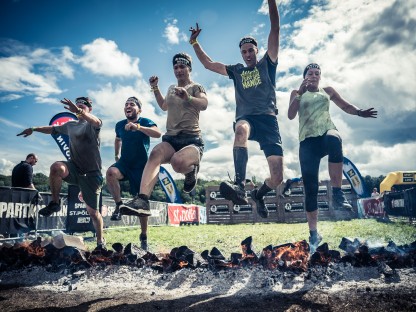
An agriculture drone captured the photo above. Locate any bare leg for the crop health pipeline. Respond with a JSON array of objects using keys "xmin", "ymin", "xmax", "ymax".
[
  {"xmin": 140, "ymin": 142, "xmax": 175, "ymax": 196},
  {"xmin": 306, "ymin": 210, "xmax": 318, "ymax": 231},
  {"xmin": 328, "ymin": 161, "xmax": 343, "ymax": 188},
  {"xmin": 139, "ymin": 216, "xmax": 148, "ymax": 235},
  {"xmin": 266, "ymin": 155, "xmax": 284, "ymax": 189},
  {"xmin": 170, "ymin": 145, "xmax": 200, "ymax": 174},
  {"xmin": 106, "ymin": 167, "xmax": 123, "ymax": 203},
  {"xmin": 49, "ymin": 162, "xmax": 69, "ymax": 203},
  {"xmin": 86, "ymin": 206, "xmax": 104, "ymax": 244}
]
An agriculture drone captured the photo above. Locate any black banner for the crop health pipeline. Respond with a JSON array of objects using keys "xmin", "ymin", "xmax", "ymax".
[
  {"xmin": 0, "ymin": 187, "xmax": 67, "ymax": 235},
  {"xmin": 66, "ymin": 185, "xmax": 99, "ymax": 233}
]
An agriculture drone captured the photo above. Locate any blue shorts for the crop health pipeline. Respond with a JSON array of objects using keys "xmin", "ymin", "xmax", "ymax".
[
  {"xmin": 111, "ymin": 161, "xmax": 145, "ymax": 196},
  {"xmin": 235, "ymin": 115, "xmax": 283, "ymax": 157}
]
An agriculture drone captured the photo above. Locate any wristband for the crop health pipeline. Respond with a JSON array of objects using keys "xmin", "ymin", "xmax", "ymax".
[
  {"xmin": 357, "ymin": 109, "xmax": 362, "ymax": 117},
  {"xmin": 136, "ymin": 123, "xmax": 141, "ymax": 130},
  {"xmin": 31, "ymin": 127, "xmax": 37, "ymax": 131},
  {"xmin": 189, "ymin": 39, "xmax": 198, "ymax": 46},
  {"xmin": 295, "ymin": 94, "xmax": 301, "ymax": 101},
  {"xmin": 151, "ymin": 86, "xmax": 159, "ymax": 92},
  {"xmin": 188, "ymin": 94, "xmax": 193, "ymax": 103}
]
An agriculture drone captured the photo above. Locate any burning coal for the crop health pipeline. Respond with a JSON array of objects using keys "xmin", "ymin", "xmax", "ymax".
[{"xmin": 1, "ymin": 235, "xmax": 415, "ymax": 274}]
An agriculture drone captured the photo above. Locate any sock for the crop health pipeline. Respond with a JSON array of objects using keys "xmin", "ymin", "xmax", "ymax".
[
  {"xmin": 116, "ymin": 201, "xmax": 123, "ymax": 207},
  {"xmin": 138, "ymin": 193, "xmax": 149, "ymax": 200},
  {"xmin": 332, "ymin": 187, "xmax": 341, "ymax": 194},
  {"xmin": 140, "ymin": 233, "xmax": 147, "ymax": 240},
  {"xmin": 256, "ymin": 181, "xmax": 273, "ymax": 199},
  {"xmin": 233, "ymin": 147, "xmax": 248, "ymax": 186},
  {"xmin": 309, "ymin": 230, "xmax": 318, "ymax": 237}
]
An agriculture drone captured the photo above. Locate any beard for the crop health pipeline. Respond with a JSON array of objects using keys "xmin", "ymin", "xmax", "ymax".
[{"xmin": 126, "ymin": 112, "xmax": 138, "ymax": 121}]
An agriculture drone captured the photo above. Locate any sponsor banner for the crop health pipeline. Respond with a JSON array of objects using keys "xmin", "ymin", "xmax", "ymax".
[
  {"xmin": 49, "ymin": 112, "xmax": 78, "ymax": 160},
  {"xmin": 66, "ymin": 185, "xmax": 97, "ymax": 233},
  {"xmin": 0, "ymin": 187, "xmax": 66, "ymax": 235},
  {"xmin": 158, "ymin": 166, "xmax": 182, "ymax": 203},
  {"xmin": 358, "ymin": 197, "xmax": 385, "ymax": 218},
  {"xmin": 342, "ymin": 156, "xmax": 369, "ymax": 198},
  {"xmin": 167, "ymin": 204, "xmax": 199, "ymax": 225}
]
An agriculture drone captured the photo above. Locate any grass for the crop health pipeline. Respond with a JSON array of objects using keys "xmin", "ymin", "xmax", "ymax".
[{"xmin": 83, "ymin": 219, "xmax": 416, "ymax": 255}]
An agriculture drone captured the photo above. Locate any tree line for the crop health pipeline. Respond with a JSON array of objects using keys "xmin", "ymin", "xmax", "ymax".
[{"xmin": 0, "ymin": 173, "xmax": 385, "ymax": 206}]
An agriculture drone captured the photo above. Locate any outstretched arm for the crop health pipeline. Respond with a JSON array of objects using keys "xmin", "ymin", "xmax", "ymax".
[
  {"xmin": 324, "ymin": 87, "xmax": 378, "ymax": 118},
  {"xmin": 17, "ymin": 125, "xmax": 54, "ymax": 137},
  {"xmin": 189, "ymin": 23, "xmax": 228, "ymax": 76},
  {"xmin": 267, "ymin": 0, "xmax": 280, "ymax": 62}
]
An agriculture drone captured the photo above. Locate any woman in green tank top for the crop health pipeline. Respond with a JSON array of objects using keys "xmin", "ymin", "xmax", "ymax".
[{"xmin": 287, "ymin": 63, "xmax": 377, "ymax": 250}]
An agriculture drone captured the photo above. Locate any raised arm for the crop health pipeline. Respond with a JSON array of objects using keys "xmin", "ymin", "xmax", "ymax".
[
  {"xmin": 324, "ymin": 87, "xmax": 378, "ymax": 118},
  {"xmin": 149, "ymin": 76, "xmax": 167, "ymax": 111},
  {"xmin": 267, "ymin": 0, "xmax": 280, "ymax": 62},
  {"xmin": 61, "ymin": 98, "xmax": 102, "ymax": 128},
  {"xmin": 189, "ymin": 23, "xmax": 228, "ymax": 76}
]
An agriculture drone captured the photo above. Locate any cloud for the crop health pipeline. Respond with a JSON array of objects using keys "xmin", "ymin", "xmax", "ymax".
[
  {"xmin": 0, "ymin": 117, "xmax": 24, "ymax": 128},
  {"xmin": 0, "ymin": 94, "xmax": 22, "ymax": 102},
  {"xmin": 78, "ymin": 38, "xmax": 141, "ymax": 78},
  {"xmin": 0, "ymin": 39, "xmax": 75, "ymax": 100},
  {"xmin": 163, "ymin": 19, "xmax": 188, "ymax": 45}
]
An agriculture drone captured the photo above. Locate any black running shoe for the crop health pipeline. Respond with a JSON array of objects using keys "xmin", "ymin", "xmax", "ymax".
[
  {"xmin": 120, "ymin": 195, "xmax": 151, "ymax": 217},
  {"xmin": 332, "ymin": 189, "xmax": 353, "ymax": 210},
  {"xmin": 39, "ymin": 201, "xmax": 61, "ymax": 217},
  {"xmin": 183, "ymin": 165, "xmax": 199, "ymax": 193},
  {"xmin": 110, "ymin": 203, "xmax": 122, "ymax": 221},
  {"xmin": 219, "ymin": 181, "xmax": 248, "ymax": 205},
  {"xmin": 139, "ymin": 233, "xmax": 148, "ymax": 251},
  {"xmin": 251, "ymin": 189, "xmax": 269, "ymax": 218}
]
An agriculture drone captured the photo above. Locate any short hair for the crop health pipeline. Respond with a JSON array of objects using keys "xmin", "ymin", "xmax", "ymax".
[{"xmin": 26, "ymin": 153, "xmax": 36, "ymax": 160}]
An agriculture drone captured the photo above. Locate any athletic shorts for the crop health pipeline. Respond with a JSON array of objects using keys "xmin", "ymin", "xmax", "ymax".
[
  {"xmin": 235, "ymin": 114, "xmax": 283, "ymax": 157},
  {"xmin": 63, "ymin": 161, "xmax": 103, "ymax": 210},
  {"xmin": 111, "ymin": 161, "xmax": 144, "ymax": 196},
  {"xmin": 162, "ymin": 134, "xmax": 204, "ymax": 159}
]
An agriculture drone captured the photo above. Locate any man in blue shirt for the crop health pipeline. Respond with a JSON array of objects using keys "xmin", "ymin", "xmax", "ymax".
[{"xmin": 106, "ymin": 97, "xmax": 161, "ymax": 248}]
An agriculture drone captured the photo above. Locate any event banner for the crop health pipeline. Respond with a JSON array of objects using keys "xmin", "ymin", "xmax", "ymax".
[
  {"xmin": 167, "ymin": 204, "xmax": 199, "ymax": 225},
  {"xmin": 66, "ymin": 185, "xmax": 98, "ymax": 233},
  {"xmin": 342, "ymin": 156, "xmax": 369, "ymax": 198},
  {"xmin": 0, "ymin": 187, "xmax": 67, "ymax": 235},
  {"xmin": 159, "ymin": 166, "xmax": 182, "ymax": 203},
  {"xmin": 49, "ymin": 112, "xmax": 78, "ymax": 160}
]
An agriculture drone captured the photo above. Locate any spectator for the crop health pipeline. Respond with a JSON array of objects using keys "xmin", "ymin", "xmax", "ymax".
[{"xmin": 11, "ymin": 153, "xmax": 38, "ymax": 189}]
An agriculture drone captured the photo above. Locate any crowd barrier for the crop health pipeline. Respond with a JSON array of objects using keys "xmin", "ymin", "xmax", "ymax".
[{"xmin": 0, "ymin": 186, "xmax": 206, "ymax": 235}]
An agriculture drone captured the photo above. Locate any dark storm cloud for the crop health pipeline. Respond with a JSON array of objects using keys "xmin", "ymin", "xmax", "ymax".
[{"xmin": 347, "ymin": 0, "xmax": 416, "ymax": 56}]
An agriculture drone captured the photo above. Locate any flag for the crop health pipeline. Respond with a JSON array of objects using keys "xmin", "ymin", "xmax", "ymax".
[
  {"xmin": 158, "ymin": 166, "xmax": 182, "ymax": 203},
  {"xmin": 342, "ymin": 156, "xmax": 369, "ymax": 197},
  {"xmin": 49, "ymin": 112, "xmax": 77, "ymax": 160}
]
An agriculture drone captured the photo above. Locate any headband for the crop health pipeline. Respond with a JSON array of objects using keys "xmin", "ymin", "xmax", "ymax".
[
  {"xmin": 126, "ymin": 96, "xmax": 142, "ymax": 109},
  {"xmin": 75, "ymin": 97, "xmax": 92, "ymax": 107},
  {"xmin": 173, "ymin": 56, "xmax": 192, "ymax": 70},
  {"xmin": 303, "ymin": 63, "xmax": 321, "ymax": 78},
  {"xmin": 239, "ymin": 37, "xmax": 258, "ymax": 48}
]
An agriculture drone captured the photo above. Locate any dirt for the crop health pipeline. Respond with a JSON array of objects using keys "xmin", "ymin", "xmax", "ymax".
[{"xmin": 1, "ymin": 263, "xmax": 415, "ymax": 312}]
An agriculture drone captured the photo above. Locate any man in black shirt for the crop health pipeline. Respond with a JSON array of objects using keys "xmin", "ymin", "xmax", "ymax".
[{"xmin": 11, "ymin": 153, "xmax": 38, "ymax": 189}]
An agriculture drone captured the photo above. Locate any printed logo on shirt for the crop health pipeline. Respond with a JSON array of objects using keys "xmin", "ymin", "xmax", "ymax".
[{"xmin": 241, "ymin": 67, "xmax": 262, "ymax": 89}]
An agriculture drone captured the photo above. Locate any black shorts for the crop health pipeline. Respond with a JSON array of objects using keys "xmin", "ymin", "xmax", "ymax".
[
  {"xmin": 235, "ymin": 114, "xmax": 283, "ymax": 157},
  {"xmin": 162, "ymin": 134, "xmax": 204, "ymax": 159}
]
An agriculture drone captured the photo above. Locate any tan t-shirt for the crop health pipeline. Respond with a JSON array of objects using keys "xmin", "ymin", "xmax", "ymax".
[
  {"xmin": 165, "ymin": 82, "xmax": 206, "ymax": 136},
  {"xmin": 298, "ymin": 87, "xmax": 337, "ymax": 142}
]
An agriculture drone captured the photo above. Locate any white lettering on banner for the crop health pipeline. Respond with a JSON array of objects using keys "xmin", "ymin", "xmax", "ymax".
[
  {"xmin": 77, "ymin": 217, "xmax": 90, "ymax": 223},
  {"xmin": 0, "ymin": 202, "xmax": 68, "ymax": 218},
  {"xmin": 75, "ymin": 203, "xmax": 87, "ymax": 209},
  {"xmin": 57, "ymin": 135, "xmax": 71, "ymax": 158},
  {"xmin": 69, "ymin": 210, "xmax": 89, "ymax": 216},
  {"xmin": 173, "ymin": 208, "xmax": 197, "ymax": 223}
]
